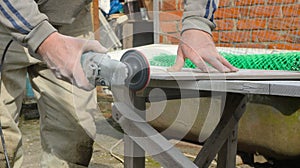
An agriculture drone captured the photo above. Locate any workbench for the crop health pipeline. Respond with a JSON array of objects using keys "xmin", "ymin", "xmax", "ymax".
[{"xmin": 109, "ymin": 45, "xmax": 300, "ymax": 168}]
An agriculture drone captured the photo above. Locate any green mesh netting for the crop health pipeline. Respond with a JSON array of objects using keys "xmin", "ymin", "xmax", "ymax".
[{"xmin": 149, "ymin": 52, "xmax": 300, "ymax": 71}]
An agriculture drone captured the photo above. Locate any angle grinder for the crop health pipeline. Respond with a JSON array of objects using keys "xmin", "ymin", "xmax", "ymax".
[{"xmin": 81, "ymin": 50, "xmax": 150, "ymax": 91}]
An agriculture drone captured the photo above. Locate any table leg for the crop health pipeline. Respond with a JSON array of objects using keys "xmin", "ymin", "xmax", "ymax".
[
  {"xmin": 112, "ymin": 96, "xmax": 197, "ymax": 167},
  {"xmin": 194, "ymin": 93, "xmax": 247, "ymax": 168},
  {"xmin": 124, "ymin": 134, "xmax": 145, "ymax": 168},
  {"xmin": 124, "ymin": 94, "xmax": 146, "ymax": 168},
  {"xmin": 217, "ymin": 124, "xmax": 238, "ymax": 168}
]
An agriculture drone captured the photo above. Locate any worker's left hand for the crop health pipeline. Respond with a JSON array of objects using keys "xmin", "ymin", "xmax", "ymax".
[
  {"xmin": 168, "ymin": 29, "xmax": 238, "ymax": 73},
  {"xmin": 37, "ymin": 32, "xmax": 107, "ymax": 91}
]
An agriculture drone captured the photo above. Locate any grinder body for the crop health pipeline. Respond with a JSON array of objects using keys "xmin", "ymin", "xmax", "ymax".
[{"xmin": 81, "ymin": 50, "xmax": 150, "ymax": 91}]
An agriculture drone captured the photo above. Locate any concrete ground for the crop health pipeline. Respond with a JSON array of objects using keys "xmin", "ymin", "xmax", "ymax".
[
  {"xmin": 18, "ymin": 94, "xmax": 298, "ymax": 168},
  {"xmin": 20, "ymin": 114, "xmax": 158, "ymax": 168},
  {"xmin": 20, "ymin": 115, "xmax": 251, "ymax": 168}
]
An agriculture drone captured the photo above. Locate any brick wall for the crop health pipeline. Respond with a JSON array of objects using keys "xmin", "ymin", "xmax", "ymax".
[{"xmin": 158, "ymin": 0, "xmax": 300, "ymax": 50}]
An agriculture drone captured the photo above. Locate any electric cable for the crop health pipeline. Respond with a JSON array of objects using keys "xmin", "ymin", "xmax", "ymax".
[
  {"xmin": 0, "ymin": 39, "xmax": 13, "ymax": 168},
  {"xmin": 0, "ymin": 39, "xmax": 13, "ymax": 71},
  {"xmin": 0, "ymin": 121, "xmax": 10, "ymax": 168},
  {"xmin": 109, "ymin": 139, "xmax": 124, "ymax": 164}
]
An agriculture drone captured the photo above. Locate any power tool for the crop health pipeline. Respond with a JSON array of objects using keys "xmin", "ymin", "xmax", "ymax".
[{"xmin": 81, "ymin": 49, "xmax": 150, "ymax": 91}]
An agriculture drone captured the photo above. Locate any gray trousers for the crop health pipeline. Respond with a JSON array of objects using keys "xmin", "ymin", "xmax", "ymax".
[{"xmin": 0, "ymin": 7, "xmax": 98, "ymax": 168}]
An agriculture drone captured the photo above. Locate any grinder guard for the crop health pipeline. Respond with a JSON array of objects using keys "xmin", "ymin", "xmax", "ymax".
[{"xmin": 120, "ymin": 50, "xmax": 150, "ymax": 91}]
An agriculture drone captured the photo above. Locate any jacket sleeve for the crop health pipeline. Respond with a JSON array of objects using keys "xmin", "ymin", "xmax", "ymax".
[
  {"xmin": 0, "ymin": 0, "xmax": 57, "ymax": 53},
  {"xmin": 182, "ymin": 0, "xmax": 219, "ymax": 35}
]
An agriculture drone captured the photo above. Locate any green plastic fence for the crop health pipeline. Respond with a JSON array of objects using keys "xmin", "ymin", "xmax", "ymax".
[{"xmin": 149, "ymin": 52, "xmax": 300, "ymax": 71}]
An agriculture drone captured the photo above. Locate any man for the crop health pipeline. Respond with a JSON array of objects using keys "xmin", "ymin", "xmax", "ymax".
[
  {"xmin": 169, "ymin": 0, "xmax": 238, "ymax": 73},
  {"xmin": 0, "ymin": 0, "xmax": 236, "ymax": 167},
  {"xmin": 0, "ymin": 0, "xmax": 106, "ymax": 167}
]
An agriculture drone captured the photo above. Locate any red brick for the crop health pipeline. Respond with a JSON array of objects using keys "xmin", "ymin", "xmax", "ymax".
[
  {"xmin": 282, "ymin": 4, "xmax": 300, "ymax": 17},
  {"xmin": 290, "ymin": 30, "xmax": 300, "ymax": 37},
  {"xmin": 237, "ymin": 19, "xmax": 267, "ymax": 30},
  {"xmin": 268, "ymin": 43, "xmax": 300, "ymax": 50},
  {"xmin": 159, "ymin": 11, "xmax": 183, "ymax": 21},
  {"xmin": 252, "ymin": 30, "xmax": 285, "ymax": 42},
  {"xmin": 235, "ymin": 43, "xmax": 266, "ymax": 49},
  {"xmin": 284, "ymin": 34, "xmax": 299, "ymax": 43},
  {"xmin": 166, "ymin": 33, "xmax": 181, "ymax": 44},
  {"xmin": 159, "ymin": 35, "xmax": 164, "ymax": 43},
  {"xmin": 266, "ymin": 0, "xmax": 296, "ymax": 4},
  {"xmin": 160, "ymin": 34, "xmax": 174, "ymax": 44},
  {"xmin": 160, "ymin": 0, "xmax": 176, "ymax": 11},
  {"xmin": 268, "ymin": 17, "xmax": 299, "ymax": 30},
  {"xmin": 178, "ymin": 22, "xmax": 182, "ymax": 31},
  {"xmin": 160, "ymin": 21, "xmax": 179, "ymax": 33},
  {"xmin": 178, "ymin": 0, "xmax": 184, "ymax": 10},
  {"xmin": 235, "ymin": 0, "xmax": 265, "ymax": 6},
  {"xmin": 215, "ymin": 7, "xmax": 240, "ymax": 19},
  {"xmin": 283, "ymin": 31, "xmax": 300, "ymax": 43},
  {"xmin": 237, "ymin": 7, "xmax": 251, "ymax": 18},
  {"xmin": 212, "ymin": 32, "xmax": 219, "ymax": 43},
  {"xmin": 219, "ymin": 31, "xmax": 251, "ymax": 43},
  {"xmin": 244, "ymin": 6, "xmax": 282, "ymax": 18},
  {"xmin": 215, "ymin": 19, "xmax": 235, "ymax": 30},
  {"xmin": 158, "ymin": 0, "xmax": 299, "ymax": 50},
  {"xmin": 219, "ymin": 0, "xmax": 232, "ymax": 7},
  {"xmin": 216, "ymin": 43, "xmax": 234, "ymax": 48}
]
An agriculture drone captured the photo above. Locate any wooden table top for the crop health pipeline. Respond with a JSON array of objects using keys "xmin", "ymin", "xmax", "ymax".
[
  {"xmin": 148, "ymin": 67, "xmax": 300, "ymax": 97},
  {"xmin": 150, "ymin": 66, "xmax": 300, "ymax": 80}
]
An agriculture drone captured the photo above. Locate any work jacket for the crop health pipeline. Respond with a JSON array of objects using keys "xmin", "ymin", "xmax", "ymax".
[
  {"xmin": 0, "ymin": 0, "xmax": 217, "ymax": 54},
  {"xmin": 182, "ymin": 0, "xmax": 218, "ymax": 35},
  {"xmin": 0, "ymin": 0, "xmax": 91, "ymax": 54}
]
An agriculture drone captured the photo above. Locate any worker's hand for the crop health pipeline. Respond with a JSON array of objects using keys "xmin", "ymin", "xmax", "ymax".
[
  {"xmin": 37, "ymin": 32, "xmax": 108, "ymax": 91},
  {"xmin": 168, "ymin": 29, "xmax": 238, "ymax": 73}
]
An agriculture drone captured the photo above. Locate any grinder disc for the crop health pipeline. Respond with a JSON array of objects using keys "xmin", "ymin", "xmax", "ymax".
[{"xmin": 120, "ymin": 50, "xmax": 150, "ymax": 91}]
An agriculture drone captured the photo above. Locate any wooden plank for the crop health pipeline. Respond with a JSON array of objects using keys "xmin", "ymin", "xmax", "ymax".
[
  {"xmin": 148, "ymin": 80, "xmax": 270, "ymax": 95},
  {"xmin": 150, "ymin": 67, "xmax": 300, "ymax": 80},
  {"xmin": 269, "ymin": 81, "xmax": 300, "ymax": 97},
  {"xmin": 92, "ymin": 0, "xmax": 100, "ymax": 41}
]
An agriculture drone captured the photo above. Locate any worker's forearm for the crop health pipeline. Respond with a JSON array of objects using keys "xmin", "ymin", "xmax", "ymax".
[
  {"xmin": 0, "ymin": 0, "xmax": 57, "ymax": 52},
  {"xmin": 182, "ymin": 0, "xmax": 219, "ymax": 35}
]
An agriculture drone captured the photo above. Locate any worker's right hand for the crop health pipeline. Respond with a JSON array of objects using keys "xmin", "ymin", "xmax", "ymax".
[
  {"xmin": 37, "ymin": 32, "xmax": 108, "ymax": 91},
  {"xmin": 168, "ymin": 29, "xmax": 238, "ymax": 73}
]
